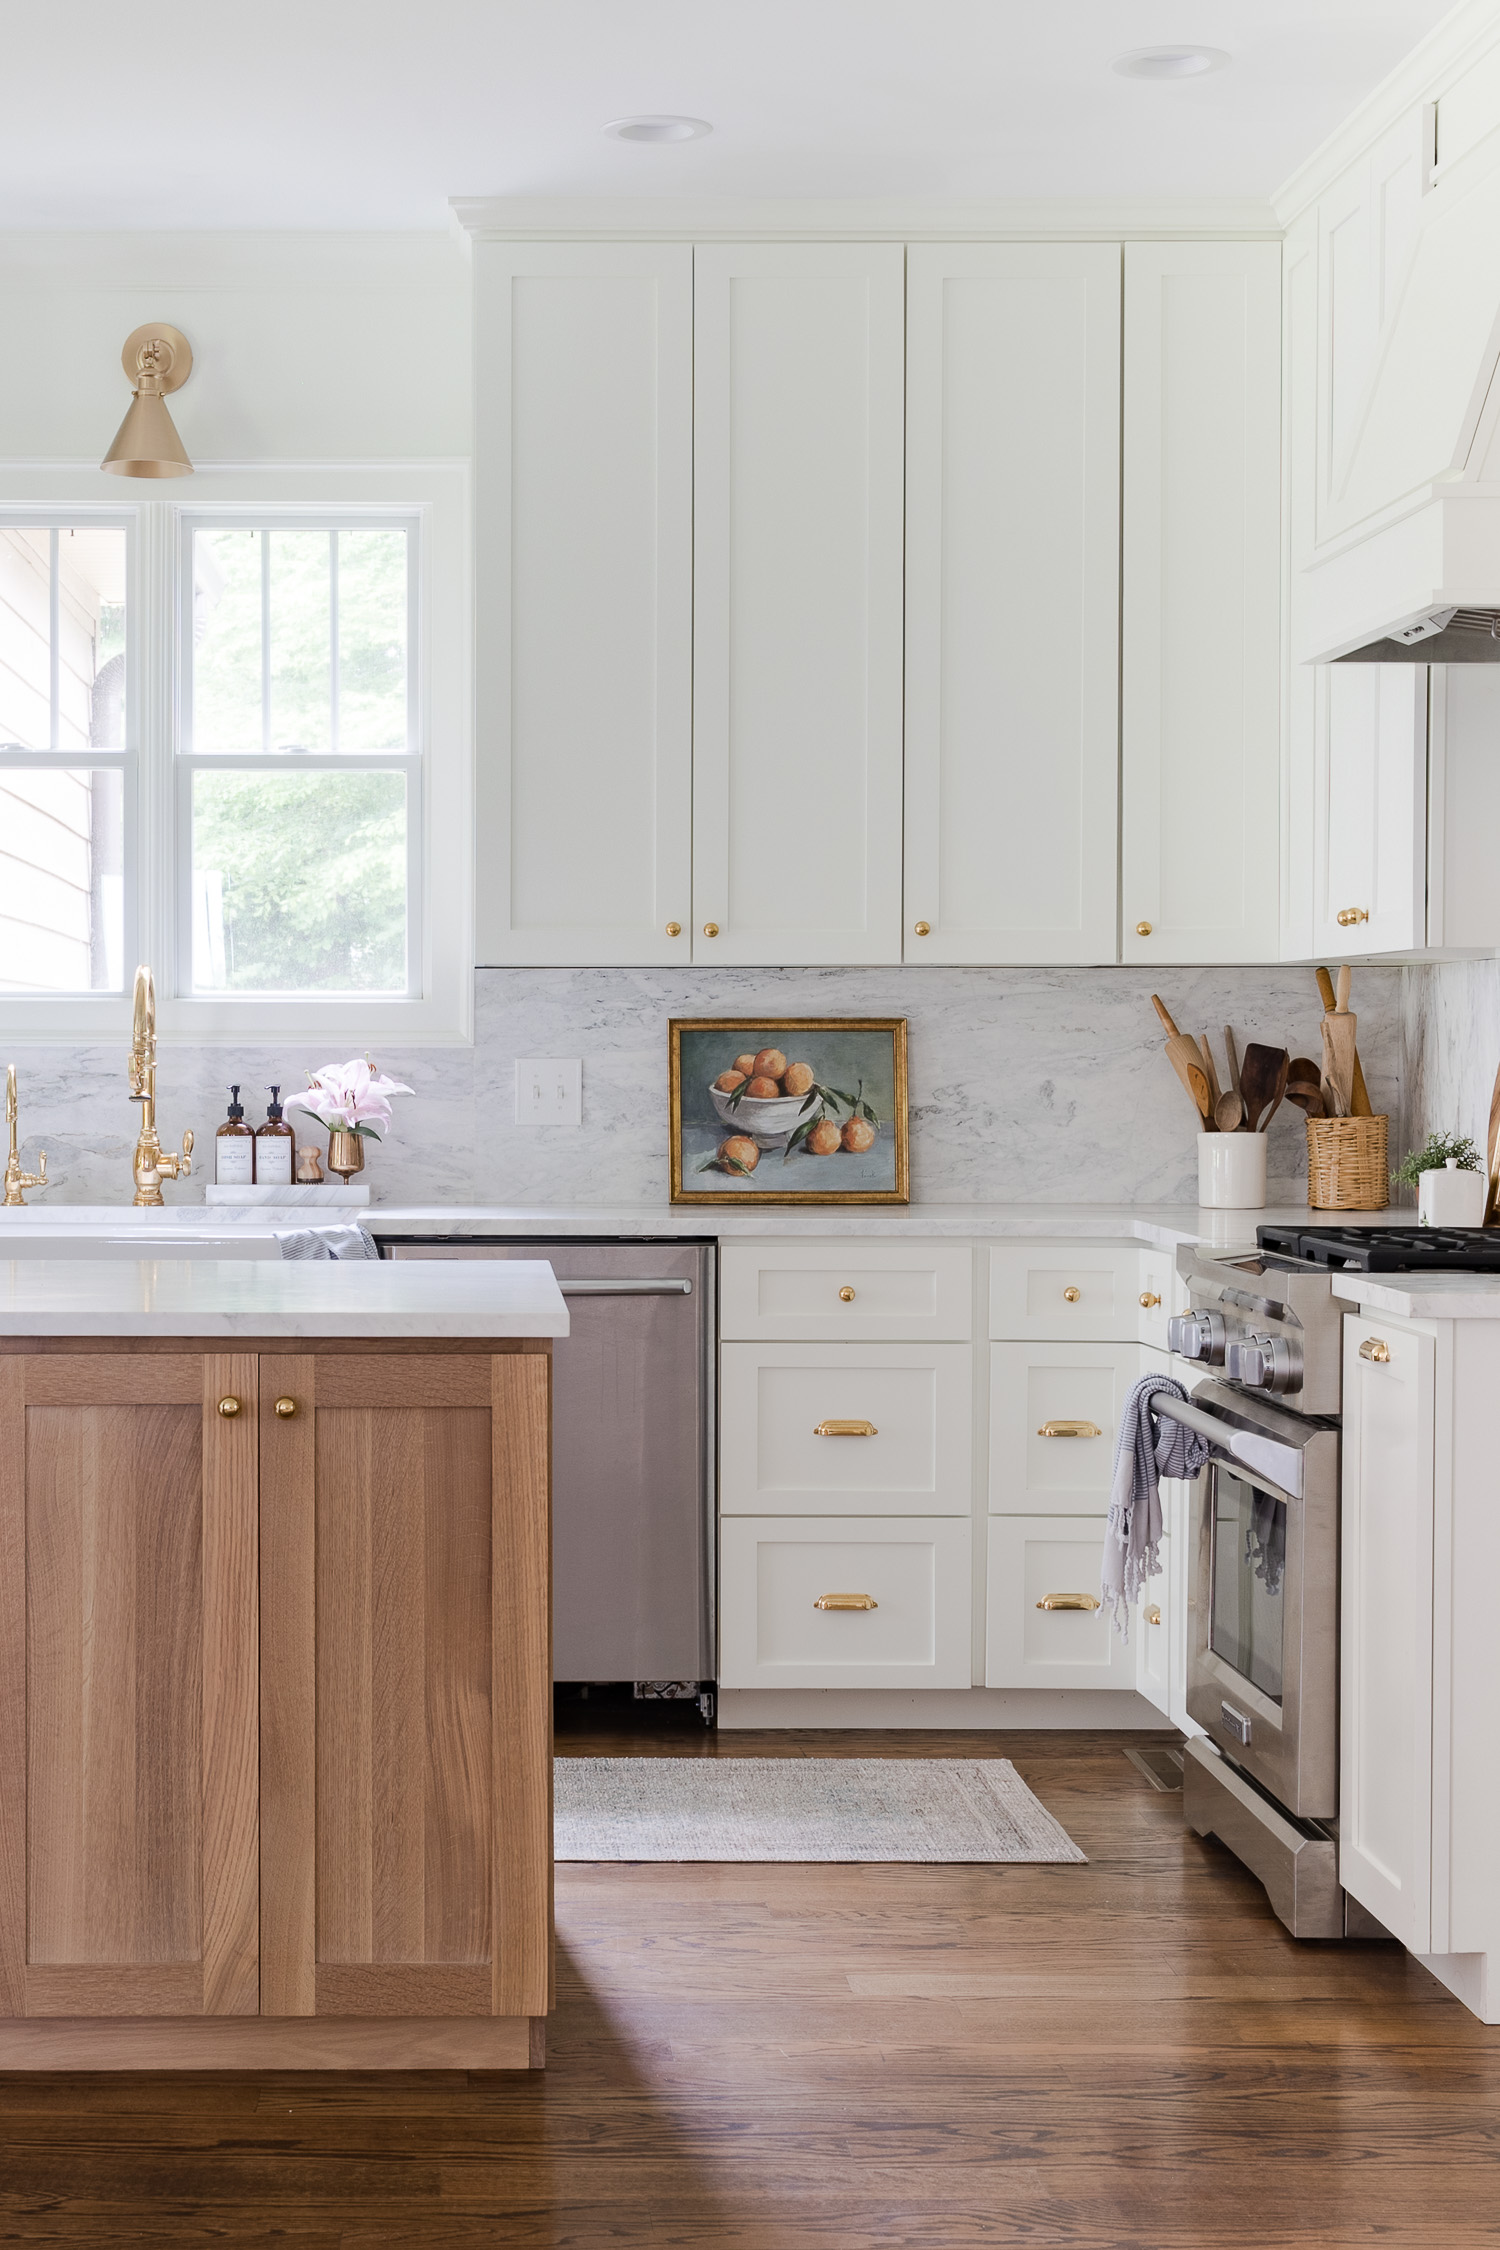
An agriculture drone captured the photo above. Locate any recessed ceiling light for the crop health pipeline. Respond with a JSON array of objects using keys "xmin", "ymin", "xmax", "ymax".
[
  {"xmin": 603, "ymin": 115, "xmax": 712, "ymax": 143},
  {"xmin": 1112, "ymin": 45, "xmax": 1231, "ymax": 80}
]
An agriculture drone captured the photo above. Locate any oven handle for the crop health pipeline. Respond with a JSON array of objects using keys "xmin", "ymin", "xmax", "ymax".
[{"xmin": 1149, "ymin": 1392, "xmax": 1304, "ymax": 1499}]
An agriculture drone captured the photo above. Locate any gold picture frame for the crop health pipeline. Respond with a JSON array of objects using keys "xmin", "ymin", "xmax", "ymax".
[{"xmin": 669, "ymin": 1018, "xmax": 909, "ymax": 1206}]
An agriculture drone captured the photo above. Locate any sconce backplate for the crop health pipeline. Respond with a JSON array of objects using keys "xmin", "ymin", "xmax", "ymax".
[{"xmin": 121, "ymin": 323, "xmax": 192, "ymax": 393}]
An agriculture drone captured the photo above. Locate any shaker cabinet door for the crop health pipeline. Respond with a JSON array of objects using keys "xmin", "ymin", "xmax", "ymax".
[
  {"xmin": 904, "ymin": 243, "xmax": 1120, "ymax": 964},
  {"xmin": 1310, "ymin": 665, "xmax": 1426, "ymax": 958},
  {"xmin": 474, "ymin": 241, "xmax": 694, "ymax": 966},
  {"xmin": 0, "ymin": 1353, "xmax": 259, "ymax": 2019},
  {"xmin": 692, "ymin": 243, "xmax": 905, "ymax": 964},
  {"xmin": 259, "ymin": 1352, "xmax": 551, "ymax": 2020},
  {"xmin": 1121, "ymin": 241, "xmax": 1282, "ymax": 964}
]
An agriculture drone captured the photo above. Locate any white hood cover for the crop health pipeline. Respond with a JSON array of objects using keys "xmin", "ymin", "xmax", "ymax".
[{"xmin": 1301, "ymin": 138, "xmax": 1500, "ymax": 663}]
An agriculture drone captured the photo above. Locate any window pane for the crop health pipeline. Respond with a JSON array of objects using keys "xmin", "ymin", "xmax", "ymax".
[
  {"xmin": 191, "ymin": 767, "xmax": 407, "ymax": 993},
  {"xmin": 0, "ymin": 766, "xmax": 124, "ymax": 991},
  {"xmin": 338, "ymin": 529, "xmax": 408, "ymax": 751},
  {"xmin": 0, "ymin": 525, "xmax": 127, "ymax": 752},
  {"xmin": 269, "ymin": 530, "xmax": 332, "ymax": 753},
  {"xmin": 193, "ymin": 529, "xmax": 265, "ymax": 752}
]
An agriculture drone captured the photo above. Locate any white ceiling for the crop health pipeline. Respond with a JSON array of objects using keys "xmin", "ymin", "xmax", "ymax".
[{"xmin": 0, "ymin": 0, "xmax": 1458, "ymax": 230}]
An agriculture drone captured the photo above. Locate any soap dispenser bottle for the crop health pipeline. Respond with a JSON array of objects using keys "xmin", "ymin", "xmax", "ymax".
[
  {"xmin": 255, "ymin": 1086, "xmax": 295, "ymax": 1189},
  {"xmin": 215, "ymin": 1087, "xmax": 255, "ymax": 1186}
]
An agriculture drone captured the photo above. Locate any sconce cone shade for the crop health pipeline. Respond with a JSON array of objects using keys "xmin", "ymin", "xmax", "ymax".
[
  {"xmin": 101, "ymin": 323, "xmax": 194, "ymax": 478},
  {"xmin": 101, "ymin": 386, "xmax": 192, "ymax": 478}
]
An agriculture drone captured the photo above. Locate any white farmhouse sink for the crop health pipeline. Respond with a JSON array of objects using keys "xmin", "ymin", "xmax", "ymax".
[{"xmin": 0, "ymin": 1204, "xmax": 309, "ymax": 1259}]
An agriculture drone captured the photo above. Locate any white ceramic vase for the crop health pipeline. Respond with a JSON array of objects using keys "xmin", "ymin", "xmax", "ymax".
[
  {"xmin": 1197, "ymin": 1132, "xmax": 1267, "ymax": 1211},
  {"xmin": 1417, "ymin": 1160, "xmax": 1486, "ymax": 1228}
]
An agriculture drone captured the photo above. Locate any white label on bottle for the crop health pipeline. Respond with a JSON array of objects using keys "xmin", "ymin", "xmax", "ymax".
[
  {"xmin": 216, "ymin": 1136, "xmax": 254, "ymax": 1186},
  {"xmin": 256, "ymin": 1134, "xmax": 293, "ymax": 1187}
]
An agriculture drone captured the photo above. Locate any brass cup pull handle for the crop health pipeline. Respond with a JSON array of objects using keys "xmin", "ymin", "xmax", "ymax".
[
  {"xmin": 814, "ymin": 1419, "xmax": 878, "ymax": 1438},
  {"xmin": 217, "ymin": 1396, "xmax": 241, "ymax": 1418},
  {"xmin": 1037, "ymin": 1420, "xmax": 1102, "ymax": 1439},
  {"xmin": 814, "ymin": 1592, "xmax": 878, "ymax": 1611},
  {"xmin": 838, "ymin": 1286, "xmax": 856, "ymax": 1302},
  {"xmin": 274, "ymin": 1396, "xmax": 298, "ymax": 1419},
  {"xmin": 1337, "ymin": 907, "xmax": 1370, "ymax": 927},
  {"xmin": 1144, "ymin": 1603, "xmax": 1162, "ymax": 1627},
  {"xmin": 1358, "ymin": 1338, "xmax": 1390, "ymax": 1364},
  {"xmin": 1062, "ymin": 1286, "xmax": 1081, "ymax": 1303},
  {"xmin": 1036, "ymin": 1592, "xmax": 1101, "ymax": 1612},
  {"xmin": 1139, "ymin": 1291, "xmax": 1161, "ymax": 1309}
]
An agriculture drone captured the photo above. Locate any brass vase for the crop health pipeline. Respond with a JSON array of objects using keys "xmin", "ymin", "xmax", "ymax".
[{"xmin": 326, "ymin": 1128, "xmax": 365, "ymax": 1182}]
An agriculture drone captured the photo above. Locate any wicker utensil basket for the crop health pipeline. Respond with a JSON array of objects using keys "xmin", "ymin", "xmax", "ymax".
[{"xmin": 1306, "ymin": 1115, "xmax": 1389, "ymax": 1211}]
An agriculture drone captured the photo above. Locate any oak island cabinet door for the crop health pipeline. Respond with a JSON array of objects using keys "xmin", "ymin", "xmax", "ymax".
[
  {"xmin": 692, "ymin": 243, "xmax": 905, "ymax": 965},
  {"xmin": 0, "ymin": 1353, "xmax": 258, "ymax": 2018},
  {"xmin": 904, "ymin": 244, "xmax": 1120, "ymax": 964},
  {"xmin": 259, "ymin": 1351, "xmax": 551, "ymax": 2020},
  {"xmin": 1121, "ymin": 241, "xmax": 1282, "ymax": 964},
  {"xmin": 473, "ymin": 241, "xmax": 693, "ymax": 965}
]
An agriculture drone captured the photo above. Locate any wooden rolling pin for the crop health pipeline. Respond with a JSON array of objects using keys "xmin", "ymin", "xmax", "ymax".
[{"xmin": 1316, "ymin": 965, "xmax": 1371, "ymax": 1115}]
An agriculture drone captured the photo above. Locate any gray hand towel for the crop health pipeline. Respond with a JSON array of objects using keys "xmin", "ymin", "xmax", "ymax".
[
  {"xmin": 1101, "ymin": 1376, "xmax": 1210, "ymax": 1638},
  {"xmin": 274, "ymin": 1222, "xmax": 379, "ymax": 1262}
]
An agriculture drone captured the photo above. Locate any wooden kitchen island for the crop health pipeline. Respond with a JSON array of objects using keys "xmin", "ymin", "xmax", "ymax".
[{"xmin": 0, "ymin": 1255, "xmax": 566, "ymax": 2068}]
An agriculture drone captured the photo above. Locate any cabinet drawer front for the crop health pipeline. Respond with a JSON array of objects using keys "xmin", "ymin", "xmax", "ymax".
[
  {"xmin": 721, "ymin": 1243, "xmax": 973, "ymax": 1340},
  {"xmin": 1136, "ymin": 1530, "xmax": 1171, "ymax": 1714},
  {"xmin": 989, "ymin": 1246, "xmax": 1142, "ymax": 1340},
  {"xmin": 721, "ymin": 1343, "xmax": 971, "ymax": 1516},
  {"xmin": 989, "ymin": 1343, "xmax": 1142, "ymax": 1515},
  {"xmin": 985, "ymin": 1516, "xmax": 1137, "ymax": 1690},
  {"xmin": 719, "ymin": 1516, "xmax": 971, "ymax": 1689}
]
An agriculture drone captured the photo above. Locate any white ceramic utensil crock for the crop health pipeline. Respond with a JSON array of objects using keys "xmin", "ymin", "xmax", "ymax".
[
  {"xmin": 1417, "ymin": 1159, "xmax": 1486, "ymax": 1228},
  {"xmin": 1198, "ymin": 1132, "xmax": 1267, "ymax": 1210}
]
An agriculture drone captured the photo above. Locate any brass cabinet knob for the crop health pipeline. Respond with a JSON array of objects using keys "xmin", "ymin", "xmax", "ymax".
[
  {"xmin": 217, "ymin": 1396, "xmax": 241, "ymax": 1418},
  {"xmin": 1036, "ymin": 1592, "xmax": 1100, "ymax": 1612},
  {"xmin": 1144, "ymin": 1603, "xmax": 1162, "ymax": 1627},
  {"xmin": 1337, "ymin": 907, "xmax": 1370, "ymax": 927},
  {"xmin": 913, "ymin": 921, "xmax": 931, "ymax": 937},
  {"xmin": 1358, "ymin": 1338, "xmax": 1390, "ymax": 1364},
  {"xmin": 1136, "ymin": 921, "xmax": 1153, "ymax": 936},
  {"xmin": 838, "ymin": 1285, "xmax": 856, "ymax": 1302},
  {"xmin": 274, "ymin": 1396, "xmax": 298, "ymax": 1418},
  {"xmin": 665, "ymin": 922, "xmax": 682, "ymax": 937},
  {"xmin": 1063, "ymin": 1285, "xmax": 1081, "ymax": 1303},
  {"xmin": 702, "ymin": 922, "xmax": 719, "ymax": 937},
  {"xmin": 813, "ymin": 1592, "xmax": 878, "ymax": 1611},
  {"xmin": 1139, "ymin": 1291, "xmax": 1161, "ymax": 1309}
]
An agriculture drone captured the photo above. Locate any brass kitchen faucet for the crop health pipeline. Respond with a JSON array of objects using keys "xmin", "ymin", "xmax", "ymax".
[
  {"xmin": 128, "ymin": 966, "xmax": 194, "ymax": 1206},
  {"xmin": 3, "ymin": 1064, "xmax": 48, "ymax": 1207}
]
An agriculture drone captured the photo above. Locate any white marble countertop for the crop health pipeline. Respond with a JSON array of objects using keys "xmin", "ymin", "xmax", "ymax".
[
  {"xmin": 1334, "ymin": 1272, "xmax": 1500, "ymax": 1321},
  {"xmin": 0, "ymin": 1258, "xmax": 570, "ymax": 1338}
]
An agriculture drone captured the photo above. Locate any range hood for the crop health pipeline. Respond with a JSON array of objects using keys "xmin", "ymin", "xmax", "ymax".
[{"xmin": 1299, "ymin": 139, "xmax": 1500, "ymax": 665}]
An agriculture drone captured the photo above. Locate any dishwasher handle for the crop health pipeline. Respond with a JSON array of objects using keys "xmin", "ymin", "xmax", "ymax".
[{"xmin": 557, "ymin": 1277, "xmax": 693, "ymax": 1296}]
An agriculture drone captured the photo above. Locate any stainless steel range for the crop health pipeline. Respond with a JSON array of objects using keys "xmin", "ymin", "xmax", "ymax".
[{"xmin": 1164, "ymin": 1223, "xmax": 1500, "ymax": 1939}]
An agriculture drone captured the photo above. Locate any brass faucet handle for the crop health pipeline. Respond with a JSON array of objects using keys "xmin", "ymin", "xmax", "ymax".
[{"xmin": 181, "ymin": 1127, "xmax": 194, "ymax": 1172}]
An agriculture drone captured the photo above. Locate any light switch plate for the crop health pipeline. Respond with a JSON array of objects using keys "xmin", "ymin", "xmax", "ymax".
[{"xmin": 514, "ymin": 1058, "xmax": 582, "ymax": 1128}]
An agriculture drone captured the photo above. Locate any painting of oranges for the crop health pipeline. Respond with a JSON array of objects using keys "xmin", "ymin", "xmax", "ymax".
[{"xmin": 669, "ymin": 1018, "xmax": 909, "ymax": 1205}]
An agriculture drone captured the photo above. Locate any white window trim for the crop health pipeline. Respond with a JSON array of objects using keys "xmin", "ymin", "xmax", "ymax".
[{"xmin": 0, "ymin": 461, "xmax": 473, "ymax": 1047}]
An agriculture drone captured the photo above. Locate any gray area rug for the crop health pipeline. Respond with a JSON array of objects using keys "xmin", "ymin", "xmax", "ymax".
[{"xmin": 553, "ymin": 1757, "xmax": 1086, "ymax": 1864}]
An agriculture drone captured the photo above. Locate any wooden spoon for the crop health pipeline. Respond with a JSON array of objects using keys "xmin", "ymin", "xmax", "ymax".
[
  {"xmin": 1150, "ymin": 995, "xmax": 1211, "ymax": 1128},
  {"xmin": 1214, "ymin": 1088, "xmax": 1245, "ymax": 1132},
  {"xmin": 1240, "ymin": 1043, "xmax": 1288, "ymax": 1134},
  {"xmin": 1316, "ymin": 965, "xmax": 1371, "ymax": 1115},
  {"xmin": 1199, "ymin": 1036, "xmax": 1223, "ymax": 1111},
  {"xmin": 1223, "ymin": 1027, "xmax": 1242, "ymax": 1101},
  {"xmin": 1284, "ymin": 1078, "xmax": 1325, "ymax": 1119},
  {"xmin": 1257, "ymin": 1049, "xmax": 1290, "ymax": 1134},
  {"xmin": 1322, "ymin": 965, "xmax": 1358, "ymax": 1121}
]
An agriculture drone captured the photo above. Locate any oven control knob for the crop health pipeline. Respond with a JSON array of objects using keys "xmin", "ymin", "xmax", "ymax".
[
  {"xmin": 1226, "ymin": 1331, "xmax": 1303, "ymax": 1395},
  {"xmin": 1167, "ymin": 1310, "xmax": 1226, "ymax": 1364}
]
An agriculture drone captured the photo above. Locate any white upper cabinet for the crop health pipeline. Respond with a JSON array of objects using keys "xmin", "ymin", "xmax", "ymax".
[
  {"xmin": 473, "ymin": 242, "xmax": 693, "ymax": 966},
  {"xmin": 692, "ymin": 244, "xmax": 906, "ymax": 965},
  {"xmin": 904, "ymin": 245, "xmax": 1121, "ymax": 964},
  {"xmin": 1121, "ymin": 241, "xmax": 1282, "ymax": 965},
  {"xmin": 1311, "ymin": 665, "xmax": 1426, "ymax": 956}
]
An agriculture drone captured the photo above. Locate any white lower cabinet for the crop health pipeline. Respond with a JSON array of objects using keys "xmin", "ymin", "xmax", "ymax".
[
  {"xmin": 990, "ymin": 1245, "xmax": 1145, "ymax": 1343},
  {"xmin": 1340, "ymin": 1315, "xmax": 1435, "ymax": 1952},
  {"xmin": 985, "ymin": 1517, "xmax": 1137, "ymax": 1690},
  {"xmin": 720, "ymin": 1343, "xmax": 972, "ymax": 1517},
  {"xmin": 989, "ymin": 1342, "xmax": 1139, "ymax": 1515},
  {"xmin": 719, "ymin": 1515, "xmax": 972, "ymax": 1690},
  {"xmin": 1135, "ymin": 1532, "xmax": 1171, "ymax": 1713}
]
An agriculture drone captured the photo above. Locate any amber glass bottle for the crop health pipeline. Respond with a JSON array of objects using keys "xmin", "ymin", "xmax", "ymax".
[
  {"xmin": 255, "ymin": 1086, "xmax": 296, "ymax": 1189},
  {"xmin": 215, "ymin": 1086, "xmax": 255, "ymax": 1186}
]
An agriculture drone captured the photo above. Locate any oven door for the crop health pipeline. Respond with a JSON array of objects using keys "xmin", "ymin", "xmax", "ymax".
[{"xmin": 1179, "ymin": 1389, "xmax": 1339, "ymax": 1821}]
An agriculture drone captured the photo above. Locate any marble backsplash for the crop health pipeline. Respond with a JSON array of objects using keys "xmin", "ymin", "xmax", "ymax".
[
  {"xmin": 10, "ymin": 963, "xmax": 1406, "ymax": 1210},
  {"xmin": 1399, "ymin": 957, "xmax": 1500, "ymax": 1192}
]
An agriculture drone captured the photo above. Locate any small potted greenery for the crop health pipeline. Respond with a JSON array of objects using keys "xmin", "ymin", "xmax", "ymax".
[{"xmin": 1392, "ymin": 1131, "xmax": 1486, "ymax": 1227}]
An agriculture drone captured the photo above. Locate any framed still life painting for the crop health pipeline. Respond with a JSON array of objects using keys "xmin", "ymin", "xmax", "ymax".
[{"xmin": 669, "ymin": 1018, "xmax": 909, "ymax": 1205}]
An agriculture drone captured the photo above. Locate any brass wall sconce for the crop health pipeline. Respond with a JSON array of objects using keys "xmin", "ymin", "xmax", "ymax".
[{"xmin": 101, "ymin": 323, "xmax": 194, "ymax": 479}]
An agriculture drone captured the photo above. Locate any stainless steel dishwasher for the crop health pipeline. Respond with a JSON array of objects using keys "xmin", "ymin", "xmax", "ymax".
[{"xmin": 379, "ymin": 1237, "xmax": 715, "ymax": 1688}]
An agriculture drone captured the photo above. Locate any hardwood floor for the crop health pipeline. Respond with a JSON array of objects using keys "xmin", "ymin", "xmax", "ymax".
[{"xmin": 0, "ymin": 1720, "xmax": 1494, "ymax": 2248}]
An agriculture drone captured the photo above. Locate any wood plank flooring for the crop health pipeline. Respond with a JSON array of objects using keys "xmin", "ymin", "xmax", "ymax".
[{"xmin": 0, "ymin": 1721, "xmax": 1495, "ymax": 2248}]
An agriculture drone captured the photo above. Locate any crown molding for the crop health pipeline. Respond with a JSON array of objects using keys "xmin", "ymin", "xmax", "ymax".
[
  {"xmin": 450, "ymin": 194, "xmax": 1280, "ymax": 243},
  {"xmin": 1273, "ymin": 0, "xmax": 1500, "ymax": 224}
]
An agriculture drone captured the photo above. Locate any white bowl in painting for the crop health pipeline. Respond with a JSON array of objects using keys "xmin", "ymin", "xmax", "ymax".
[{"xmin": 707, "ymin": 1082, "xmax": 811, "ymax": 1148}]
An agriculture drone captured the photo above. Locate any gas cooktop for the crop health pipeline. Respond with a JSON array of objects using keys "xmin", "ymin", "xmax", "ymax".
[{"xmin": 1256, "ymin": 1223, "xmax": 1500, "ymax": 1273}]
